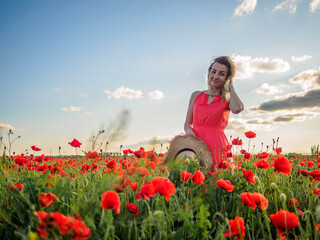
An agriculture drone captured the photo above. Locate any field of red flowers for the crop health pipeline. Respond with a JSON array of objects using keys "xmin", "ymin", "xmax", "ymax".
[{"xmin": 1, "ymin": 133, "xmax": 320, "ymax": 239}]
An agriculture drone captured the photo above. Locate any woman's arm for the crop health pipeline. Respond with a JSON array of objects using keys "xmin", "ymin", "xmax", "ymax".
[
  {"xmin": 184, "ymin": 91, "xmax": 200, "ymax": 136},
  {"xmin": 228, "ymin": 81, "xmax": 244, "ymax": 114}
]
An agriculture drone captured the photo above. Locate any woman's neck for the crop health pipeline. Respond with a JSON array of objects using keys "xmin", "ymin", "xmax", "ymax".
[{"xmin": 206, "ymin": 88, "xmax": 222, "ymax": 96}]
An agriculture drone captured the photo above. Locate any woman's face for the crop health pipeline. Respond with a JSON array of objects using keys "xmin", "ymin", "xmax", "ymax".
[{"xmin": 208, "ymin": 62, "xmax": 229, "ymax": 89}]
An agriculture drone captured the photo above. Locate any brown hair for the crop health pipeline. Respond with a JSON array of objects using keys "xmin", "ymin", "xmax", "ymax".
[{"xmin": 206, "ymin": 56, "xmax": 236, "ymax": 102}]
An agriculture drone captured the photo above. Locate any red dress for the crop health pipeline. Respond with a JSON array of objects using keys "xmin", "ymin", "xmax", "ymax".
[{"xmin": 192, "ymin": 91, "xmax": 230, "ymax": 170}]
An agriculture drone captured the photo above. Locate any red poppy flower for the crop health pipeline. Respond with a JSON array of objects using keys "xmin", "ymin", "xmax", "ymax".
[
  {"xmin": 245, "ymin": 131, "xmax": 256, "ymax": 138},
  {"xmin": 258, "ymin": 152, "xmax": 270, "ymax": 159},
  {"xmin": 14, "ymin": 155, "xmax": 29, "ymax": 166},
  {"xmin": 9, "ymin": 182, "xmax": 24, "ymax": 191},
  {"xmin": 255, "ymin": 159, "xmax": 269, "ymax": 169},
  {"xmin": 217, "ymin": 179, "xmax": 235, "ymax": 192},
  {"xmin": 223, "ymin": 216, "xmax": 245, "ymax": 239},
  {"xmin": 244, "ymin": 152, "xmax": 251, "ymax": 160},
  {"xmin": 85, "ymin": 151, "xmax": 99, "ymax": 159},
  {"xmin": 34, "ymin": 211, "xmax": 48, "ymax": 239},
  {"xmin": 240, "ymin": 149, "xmax": 246, "ymax": 154},
  {"xmin": 314, "ymin": 189, "xmax": 320, "ymax": 195},
  {"xmin": 310, "ymin": 170, "xmax": 320, "ymax": 181},
  {"xmin": 181, "ymin": 171, "xmax": 192, "ymax": 182},
  {"xmin": 240, "ymin": 192, "xmax": 256, "ymax": 210},
  {"xmin": 269, "ymin": 209, "xmax": 299, "ymax": 237},
  {"xmin": 232, "ymin": 138, "xmax": 243, "ymax": 146},
  {"xmin": 191, "ymin": 170, "xmax": 205, "ymax": 184},
  {"xmin": 251, "ymin": 192, "xmax": 268, "ymax": 210},
  {"xmin": 242, "ymin": 168, "xmax": 255, "ymax": 185},
  {"xmin": 31, "ymin": 146, "xmax": 41, "ymax": 151},
  {"xmin": 276, "ymin": 147, "xmax": 282, "ymax": 155},
  {"xmin": 68, "ymin": 138, "xmax": 82, "ymax": 148},
  {"xmin": 126, "ymin": 203, "xmax": 139, "ymax": 216},
  {"xmin": 300, "ymin": 170, "xmax": 309, "ymax": 176},
  {"xmin": 289, "ymin": 198, "xmax": 299, "ymax": 208},
  {"xmin": 136, "ymin": 182, "xmax": 156, "ymax": 201},
  {"xmin": 101, "ymin": 191, "xmax": 121, "ymax": 214},
  {"xmin": 151, "ymin": 177, "xmax": 176, "ymax": 201},
  {"xmin": 39, "ymin": 192, "xmax": 57, "ymax": 207},
  {"xmin": 307, "ymin": 162, "xmax": 315, "ymax": 168},
  {"xmin": 272, "ymin": 156, "xmax": 291, "ymax": 175}
]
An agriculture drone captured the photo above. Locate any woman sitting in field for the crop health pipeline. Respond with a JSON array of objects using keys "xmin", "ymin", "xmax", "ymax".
[{"xmin": 184, "ymin": 56, "xmax": 244, "ymax": 171}]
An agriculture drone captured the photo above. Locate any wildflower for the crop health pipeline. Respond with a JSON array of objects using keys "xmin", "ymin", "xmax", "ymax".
[
  {"xmin": 101, "ymin": 191, "xmax": 121, "ymax": 214},
  {"xmin": 136, "ymin": 182, "xmax": 156, "ymax": 201},
  {"xmin": 151, "ymin": 177, "xmax": 176, "ymax": 201},
  {"xmin": 289, "ymin": 198, "xmax": 299, "ymax": 208},
  {"xmin": 14, "ymin": 155, "xmax": 29, "ymax": 166},
  {"xmin": 39, "ymin": 193, "xmax": 57, "ymax": 207},
  {"xmin": 9, "ymin": 183, "xmax": 24, "ymax": 191},
  {"xmin": 34, "ymin": 211, "xmax": 48, "ymax": 238},
  {"xmin": 68, "ymin": 138, "xmax": 82, "ymax": 148},
  {"xmin": 217, "ymin": 179, "xmax": 235, "ymax": 192},
  {"xmin": 223, "ymin": 216, "xmax": 245, "ymax": 239},
  {"xmin": 219, "ymin": 160, "xmax": 229, "ymax": 169},
  {"xmin": 240, "ymin": 192, "xmax": 268, "ymax": 210},
  {"xmin": 242, "ymin": 168, "xmax": 255, "ymax": 185},
  {"xmin": 269, "ymin": 209, "xmax": 299, "ymax": 238},
  {"xmin": 126, "ymin": 203, "xmax": 139, "ymax": 216},
  {"xmin": 276, "ymin": 147, "xmax": 282, "ymax": 155},
  {"xmin": 310, "ymin": 170, "xmax": 320, "ymax": 181},
  {"xmin": 85, "ymin": 151, "xmax": 99, "ymax": 158},
  {"xmin": 191, "ymin": 170, "xmax": 205, "ymax": 184},
  {"xmin": 245, "ymin": 131, "xmax": 256, "ymax": 138},
  {"xmin": 181, "ymin": 171, "xmax": 192, "ymax": 182},
  {"xmin": 258, "ymin": 152, "xmax": 270, "ymax": 159},
  {"xmin": 31, "ymin": 146, "xmax": 41, "ymax": 151},
  {"xmin": 300, "ymin": 169, "xmax": 309, "ymax": 176},
  {"xmin": 272, "ymin": 156, "xmax": 291, "ymax": 175},
  {"xmin": 244, "ymin": 152, "xmax": 251, "ymax": 160},
  {"xmin": 255, "ymin": 159, "xmax": 269, "ymax": 169},
  {"xmin": 232, "ymin": 138, "xmax": 243, "ymax": 146}
]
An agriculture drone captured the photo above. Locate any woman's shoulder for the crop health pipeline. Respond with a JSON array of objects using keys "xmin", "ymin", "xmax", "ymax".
[{"xmin": 190, "ymin": 90, "xmax": 203, "ymax": 99}]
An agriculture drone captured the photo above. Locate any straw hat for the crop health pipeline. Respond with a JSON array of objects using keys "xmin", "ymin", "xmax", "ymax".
[{"xmin": 163, "ymin": 134, "xmax": 213, "ymax": 171}]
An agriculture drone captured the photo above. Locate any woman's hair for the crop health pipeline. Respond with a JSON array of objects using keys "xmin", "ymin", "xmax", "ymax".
[{"xmin": 206, "ymin": 56, "xmax": 236, "ymax": 102}]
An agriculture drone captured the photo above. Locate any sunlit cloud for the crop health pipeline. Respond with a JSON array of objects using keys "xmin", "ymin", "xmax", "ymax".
[
  {"xmin": 232, "ymin": 54, "xmax": 290, "ymax": 79},
  {"xmin": 61, "ymin": 106, "xmax": 82, "ymax": 112},
  {"xmin": 272, "ymin": 0, "xmax": 298, "ymax": 14},
  {"xmin": 53, "ymin": 88, "xmax": 63, "ymax": 92},
  {"xmin": 80, "ymin": 94, "xmax": 89, "ymax": 98},
  {"xmin": 253, "ymin": 83, "xmax": 284, "ymax": 95},
  {"xmin": 291, "ymin": 55, "xmax": 312, "ymax": 62},
  {"xmin": 289, "ymin": 67, "xmax": 320, "ymax": 91},
  {"xmin": 248, "ymin": 89, "xmax": 320, "ymax": 112},
  {"xmin": 148, "ymin": 90, "xmax": 165, "ymax": 100},
  {"xmin": 105, "ymin": 86, "xmax": 164, "ymax": 100},
  {"xmin": 233, "ymin": 0, "xmax": 257, "ymax": 17},
  {"xmin": 0, "ymin": 121, "xmax": 25, "ymax": 132},
  {"xmin": 84, "ymin": 112, "xmax": 93, "ymax": 115},
  {"xmin": 310, "ymin": 0, "xmax": 320, "ymax": 13}
]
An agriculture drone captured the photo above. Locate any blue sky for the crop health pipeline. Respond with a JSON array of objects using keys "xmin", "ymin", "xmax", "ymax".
[{"xmin": 1, "ymin": 0, "xmax": 320, "ymax": 155}]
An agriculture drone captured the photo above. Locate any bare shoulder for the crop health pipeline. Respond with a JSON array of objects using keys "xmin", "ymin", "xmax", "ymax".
[{"xmin": 190, "ymin": 90, "xmax": 202, "ymax": 100}]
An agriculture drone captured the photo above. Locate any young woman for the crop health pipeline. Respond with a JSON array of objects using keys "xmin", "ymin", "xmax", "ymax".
[{"xmin": 184, "ymin": 56, "xmax": 244, "ymax": 170}]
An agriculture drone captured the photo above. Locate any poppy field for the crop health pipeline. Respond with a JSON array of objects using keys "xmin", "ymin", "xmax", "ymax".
[{"xmin": 1, "ymin": 132, "xmax": 320, "ymax": 240}]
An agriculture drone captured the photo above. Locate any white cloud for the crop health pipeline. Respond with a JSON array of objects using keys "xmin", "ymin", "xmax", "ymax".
[
  {"xmin": 105, "ymin": 86, "xmax": 164, "ymax": 100},
  {"xmin": 233, "ymin": 0, "xmax": 257, "ymax": 17},
  {"xmin": 289, "ymin": 67, "xmax": 320, "ymax": 91},
  {"xmin": 105, "ymin": 86, "xmax": 144, "ymax": 99},
  {"xmin": 310, "ymin": 0, "xmax": 320, "ymax": 12},
  {"xmin": 272, "ymin": 0, "xmax": 298, "ymax": 14},
  {"xmin": 148, "ymin": 90, "xmax": 164, "ymax": 100},
  {"xmin": 84, "ymin": 112, "xmax": 93, "ymax": 115},
  {"xmin": 232, "ymin": 54, "xmax": 290, "ymax": 79},
  {"xmin": 0, "ymin": 121, "xmax": 25, "ymax": 132},
  {"xmin": 253, "ymin": 83, "xmax": 284, "ymax": 95},
  {"xmin": 80, "ymin": 94, "xmax": 88, "ymax": 98},
  {"xmin": 61, "ymin": 106, "xmax": 82, "ymax": 112},
  {"xmin": 53, "ymin": 88, "xmax": 62, "ymax": 92},
  {"xmin": 291, "ymin": 55, "xmax": 312, "ymax": 62}
]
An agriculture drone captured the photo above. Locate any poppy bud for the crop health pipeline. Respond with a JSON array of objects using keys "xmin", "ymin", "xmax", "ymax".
[{"xmin": 280, "ymin": 193, "xmax": 287, "ymax": 203}]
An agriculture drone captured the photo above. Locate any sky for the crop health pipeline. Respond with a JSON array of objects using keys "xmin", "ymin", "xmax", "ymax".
[{"xmin": 1, "ymin": 0, "xmax": 320, "ymax": 155}]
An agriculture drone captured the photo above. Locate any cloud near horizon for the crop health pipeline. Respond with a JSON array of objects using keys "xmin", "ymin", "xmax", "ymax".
[
  {"xmin": 253, "ymin": 83, "xmax": 284, "ymax": 95},
  {"xmin": 248, "ymin": 89, "xmax": 320, "ymax": 112},
  {"xmin": 52, "ymin": 88, "xmax": 63, "ymax": 92},
  {"xmin": 105, "ymin": 86, "xmax": 165, "ymax": 100},
  {"xmin": 233, "ymin": 0, "xmax": 257, "ymax": 17},
  {"xmin": 0, "ymin": 121, "xmax": 25, "ymax": 132},
  {"xmin": 289, "ymin": 67, "xmax": 320, "ymax": 91},
  {"xmin": 61, "ymin": 106, "xmax": 82, "ymax": 112},
  {"xmin": 232, "ymin": 54, "xmax": 290, "ymax": 79},
  {"xmin": 291, "ymin": 55, "xmax": 312, "ymax": 62}
]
